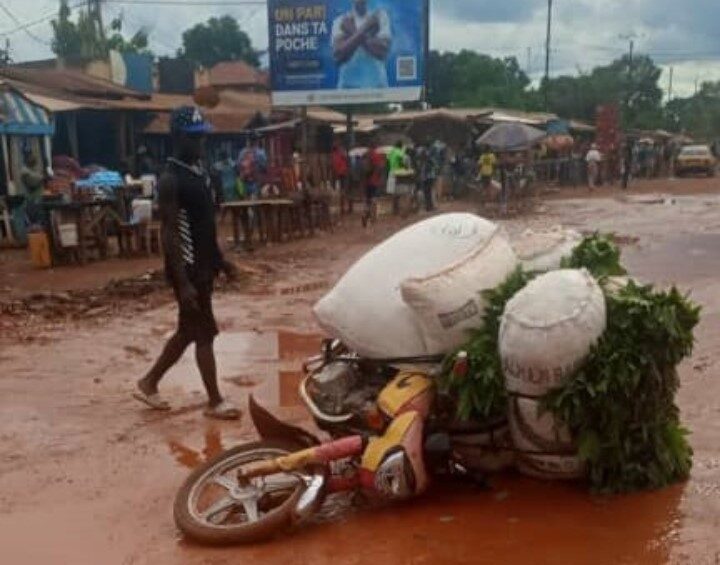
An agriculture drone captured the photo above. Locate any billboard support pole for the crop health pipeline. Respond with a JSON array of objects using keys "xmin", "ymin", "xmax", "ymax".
[
  {"xmin": 424, "ymin": 0, "xmax": 430, "ymax": 106},
  {"xmin": 345, "ymin": 107, "xmax": 355, "ymax": 150},
  {"xmin": 300, "ymin": 105, "xmax": 309, "ymax": 188},
  {"xmin": 345, "ymin": 106, "xmax": 354, "ymax": 215}
]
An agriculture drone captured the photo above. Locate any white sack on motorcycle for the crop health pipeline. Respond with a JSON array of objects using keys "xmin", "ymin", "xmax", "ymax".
[
  {"xmin": 499, "ymin": 268, "xmax": 607, "ymax": 397},
  {"xmin": 400, "ymin": 226, "xmax": 517, "ymax": 354},
  {"xmin": 499, "ymin": 269, "xmax": 606, "ymax": 480},
  {"xmin": 313, "ymin": 213, "xmax": 503, "ymax": 359},
  {"xmin": 511, "ymin": 226, "xmax": 582, "ymax": 273}
]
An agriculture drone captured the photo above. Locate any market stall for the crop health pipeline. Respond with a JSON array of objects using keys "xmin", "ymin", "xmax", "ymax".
[{"xmin": 0, "ymin": 81, "xmax": 54, "ymax": 245}]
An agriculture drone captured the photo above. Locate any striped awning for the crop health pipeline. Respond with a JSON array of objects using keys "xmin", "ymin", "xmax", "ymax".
[{"xmin": 0, "ymin": 87, "xmax": 54, "ymax": 135}]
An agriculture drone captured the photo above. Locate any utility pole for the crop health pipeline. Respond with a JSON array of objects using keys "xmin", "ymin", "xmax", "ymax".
[
  {"xmin": 667, "ymin": 66, "xmax": 673, "ymax": 102},
  {"xmin": 544, "ymin": 0, "xmax": 553, "ymax": 109},
  {"xmin": 0, "ymin": 38, "xmax": 10, "ymax": 66},
  {"xmin": 87, "ymin": 0, "xmax": 107, "ymax": 52},
  {"xmin": 526, "ymin": 46, "xmax": 532, "ymax": 76},
  {"xmin": 694, "ymin": 75, "xmax": 700, "ymax": 96}
]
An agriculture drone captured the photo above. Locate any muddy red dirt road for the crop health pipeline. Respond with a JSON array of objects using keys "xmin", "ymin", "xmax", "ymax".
[{"xmin": 2, "ymin": 178, "xmax": 720, "ymax": 564}]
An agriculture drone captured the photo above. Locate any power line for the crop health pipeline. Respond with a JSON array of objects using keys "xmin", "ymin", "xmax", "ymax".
[
  {"xmin": 104, "ymin": 0, "xmax": 266, "ymax": 5},
  {"xmin": 0, "ymin": 2, "xmax": 51, "ymax": 46},
  {"xmin": 0, "ymin": 0, "xmax": 86, "ymax": 37}
]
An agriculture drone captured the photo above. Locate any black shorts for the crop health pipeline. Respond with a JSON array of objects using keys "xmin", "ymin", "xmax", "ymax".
[
  {"xmin": 365, "ymin": 185, "xmax": 379, "ymax": 204},
  {"xmin": 173, "ymin": 280, "xmax": 218, "ymax": 345}
]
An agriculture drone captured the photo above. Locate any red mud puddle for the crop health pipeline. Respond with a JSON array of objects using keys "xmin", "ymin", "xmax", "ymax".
[
  {"xmin": 174, "ymin": 477, "xmax": 685, "ymax": 565},
  {"xmin": 160, "ymin": 330, "xmax": 322, "ymax": 470},
  {"xmin": 158, "ymin": 329, "xmax": 322, "ymax": 411},
  {"xmin": 160, "ymin": 331, "xmax": 689, "ymax": 565}
]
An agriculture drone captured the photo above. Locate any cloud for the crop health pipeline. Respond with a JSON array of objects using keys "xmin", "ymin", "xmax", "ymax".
[
  {"xmin": 432, "ymin": 0, "xmax": 539, "ymax": 24},
  {"xmin": 2, "ymin": 0, "xmax": 720, "ymax": 97}
]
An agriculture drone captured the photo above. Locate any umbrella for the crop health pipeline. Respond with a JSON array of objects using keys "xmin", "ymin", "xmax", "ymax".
[{"xmin": 477, "ymin": 123, "xmax": 547, "ymax": 151}]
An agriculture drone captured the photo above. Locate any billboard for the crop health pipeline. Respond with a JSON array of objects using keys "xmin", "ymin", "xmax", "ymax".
[{"xmin": 268, "ymin": 0, "xmax": 428, "ymax": 106}]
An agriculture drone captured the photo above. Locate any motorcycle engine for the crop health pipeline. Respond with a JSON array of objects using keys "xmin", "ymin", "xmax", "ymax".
[{"xmin": 306, "ymin": 361, "xmax": 385, "ymax": 417}]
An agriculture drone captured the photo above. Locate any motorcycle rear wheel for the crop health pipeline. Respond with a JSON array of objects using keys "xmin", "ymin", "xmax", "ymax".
[{"xmin": 174, "ymin": 439, "xmax": 324, "ymax": 545}]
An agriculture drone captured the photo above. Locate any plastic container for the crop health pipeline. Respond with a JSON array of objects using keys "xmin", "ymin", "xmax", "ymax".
[
  {"xmin": 28, "ymin": 231, "xmax": 51, "ymax": 268},
  {"xmin": 58, "ymin": 223, "xmax": 79, "ymax": 247}
]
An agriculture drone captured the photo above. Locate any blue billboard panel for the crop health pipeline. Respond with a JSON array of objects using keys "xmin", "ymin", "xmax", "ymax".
[{"xmin": 268, "ymin": 0, "xmax": 427, "ymax": 106}]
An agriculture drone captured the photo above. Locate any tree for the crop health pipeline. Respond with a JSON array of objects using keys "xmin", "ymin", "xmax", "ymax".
[
  {"xmin": 179, "ymin": 16, "xmax": 259, "ymax": 69},
  {"xmin": 106, "ymin": 16, "xmax": 151, "ymax": 55},
  {"xmin": 666, "ymin": 81, "xmax": 720, "ymax": 139},
  {"xmin": 427, "ymin": 50, "xmax": 531, "ymax": 110},
  {"xmin": 51, "ymin": 0, "xmax": 83, "ymax": 58},
  {"xmin": 542, "ymin": 55, "xmax": 664, "ymax": 128},
  {"xmin": 51, "ymin": 1, "xmax": 152, "ymax": 59}
]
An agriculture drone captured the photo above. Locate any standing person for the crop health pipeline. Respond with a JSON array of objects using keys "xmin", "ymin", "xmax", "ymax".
[
  {"xmin": 20, "ymin": 152, "xmax": 45, "ymax": 226},
  {"xmin": 135, "ymin": 106, "xmax": 240, "ymax": 420},
  {"xmin": 386, "ymin": 140, "xmax": 406, "ymax": 195},
  {"xmin": 213, "ymin": 151, "xmax": 238, "ymax": 203},
  {"xmin": 477, "ymin": 146, "xmax": 498, "ymax": 188},
  {"xmin": 621, "ymin": 140, "xmax": 635, "ymax": 190},
  {"xmin": 136, "ymin": 145, "xmax": 156, "ymax": 177},
  {"xmin": 585, "ymin": 144, "xmax": 602, "ymax": 190},
  {"xmin": 237, "ymin": 133, "xmax": 268, "ymax": 199},
  {"xmin": 417, "ymin": 145, "xmax": 437, "ymax": 212},
  {"xmin": 331, "ymin": 142, "xmax": 350, "ymax": 213},
  {"xmin": 332, "ymin": 0, "xmax": 392, "ymax": 89},
  {"xmin": 362, "ymin": 140, "xmax": 384, "ymax": 227}
]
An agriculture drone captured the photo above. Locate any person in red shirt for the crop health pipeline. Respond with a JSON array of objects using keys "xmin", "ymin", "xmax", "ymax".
[
  {"xmin": 331, "ymin": 142, "xmax": 350, "ymax": 213},
  {"xmin": 363, "ymin": 140, "xmax": 384, "ymax": 227}
]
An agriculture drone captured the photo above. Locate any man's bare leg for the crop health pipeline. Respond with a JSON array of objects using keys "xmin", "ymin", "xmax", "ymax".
[
  {"xmin": 195, "ymin": 342, "xmax": 222, "ymax": 407},
  {"xmin": 138, "ymin": 331, "xmax": 192, "ymax": 395}
]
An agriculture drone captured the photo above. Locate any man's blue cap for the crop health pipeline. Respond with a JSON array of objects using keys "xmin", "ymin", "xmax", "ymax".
[{"xmin": 170, "ymin": 106, "xmax": 213, "ymax": 135}]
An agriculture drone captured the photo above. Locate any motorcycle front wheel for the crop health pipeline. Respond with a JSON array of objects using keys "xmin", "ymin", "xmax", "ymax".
[{"xmin": 174, "ymin": 439, "xmax": 324, "ymax": 545}]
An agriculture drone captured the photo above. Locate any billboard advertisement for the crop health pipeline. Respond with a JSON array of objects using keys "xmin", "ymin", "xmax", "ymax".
[{"xmin": 268, "ymin": 0, "xmax": 428, "ymax": 106}]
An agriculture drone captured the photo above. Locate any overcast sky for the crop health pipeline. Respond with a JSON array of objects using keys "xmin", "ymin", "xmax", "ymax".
[{"xmin": 2, "ymin": 0, "xmax": 720, "ymax": 98}]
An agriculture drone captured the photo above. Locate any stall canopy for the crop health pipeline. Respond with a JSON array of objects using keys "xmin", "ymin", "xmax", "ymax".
[{"xmin": 0, "ymin": 83, "xmax": 54, "ymax": 136}]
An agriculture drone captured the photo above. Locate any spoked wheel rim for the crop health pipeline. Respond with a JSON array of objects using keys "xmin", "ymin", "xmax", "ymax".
[{"xmin": 186, "ymin": 447, "xmax": 313, "ymax": 529}]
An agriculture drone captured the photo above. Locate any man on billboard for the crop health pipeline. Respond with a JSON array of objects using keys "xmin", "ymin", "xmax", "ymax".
[{"xmin": 332, "ymin": 0, "xmax": 392, "ymax": 89}]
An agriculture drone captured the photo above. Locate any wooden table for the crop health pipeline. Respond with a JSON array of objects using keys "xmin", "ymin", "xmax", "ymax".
[
  {"xmin": 222, "ymin": 199, "xmax": 295, "ymax": 251},
  {"xmin": 44, "ymin": 199, "xmax": 123, "ymax": 264}
]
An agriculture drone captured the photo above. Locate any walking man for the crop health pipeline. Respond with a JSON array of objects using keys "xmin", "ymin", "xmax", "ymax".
[
  {"xmin": 362, "ymin": 140, "xmax": 384, "ymax": 227},
  {"xmin": 585, "ymin": 144, "xmax": 602, "ymax": 190},
  {"xmin": 135, "ymin": 106, "xmax": 240, "ymax": 419}
]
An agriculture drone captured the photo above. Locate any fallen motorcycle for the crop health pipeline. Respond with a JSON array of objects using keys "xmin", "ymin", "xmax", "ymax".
[{"xmin": 174, "ymin": 340, "xmax": 510, "ymax": 545}]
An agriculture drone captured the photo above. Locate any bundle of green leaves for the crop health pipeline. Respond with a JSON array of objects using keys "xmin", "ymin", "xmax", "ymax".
[
  {"xmin": 437, "ymin": 233, "xmax": 701, "ymax": 493},
  {"xmin": 438, "ymin": 267, "xmax": 534, "ymax": 422},
  {"xmin": 560, "ymin": 232, "xmax": 627, "ymax": 278},
  {"xmin": 543, "ymin": 280, "xmax": 700, "ymax": 492}
]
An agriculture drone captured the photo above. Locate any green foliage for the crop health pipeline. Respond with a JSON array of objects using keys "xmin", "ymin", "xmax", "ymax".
[
  {"xmin": 543, "ymin": 281, "xmax": 700, "ymax": 493},
  {"xmin": 106, "ymin": 17, "xmax": 151, "ymax": 55},
  {"xmin": 438, "ymin": 268, "xmax": 535, "ymax": 422},
  {"xmin": 179, "ymin": 16, "xmax": 259, "ymax": 69},
  {"xmin": 560, "ymin": 233, "xmax": 627, "ymax": 279},
  {"xmin": 51, "ymin": 1, "xmax": 152, "ymax": 58},
  {"xmin": 438, "ymin": 235, "xmax": 700, "ymax": 494},
  {"xmin": 666, "ymin": 81, "xmax": 720, "ymax": 140},
  {"xmin": 540, "ymin": 55, "xmax": 664, "ymax": 129},
  {"xmin": 427, "ymin": 50, "xmax": 532, "ymax": 110}
]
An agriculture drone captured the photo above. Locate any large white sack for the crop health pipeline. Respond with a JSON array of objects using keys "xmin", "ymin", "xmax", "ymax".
[
  {"xmin": 512, "ymin": 227, "xmax": 582, "ymax": 272},
  {"xmin": 401, "ymin": 228, "xmax": 517, "ymax": 354},
  {"xmin": 508, "ymin": 397, "xmax": 584, "ymax": 480},
  {"xmin": 499, "ymin": 269, "xmax": 606, "ymax": 397},
  {"xmin": 314, "ymin": 213, "xmax": 500, "ymax": 358}
]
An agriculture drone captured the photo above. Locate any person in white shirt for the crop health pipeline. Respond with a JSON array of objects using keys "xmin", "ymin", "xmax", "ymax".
[
  {"xmin": 332, "ymin": 0, "xmax": 392, "ymax": 89},
  {"xmin": 585, "ymin": 144, "xmax": 602, "ymax": 189}
]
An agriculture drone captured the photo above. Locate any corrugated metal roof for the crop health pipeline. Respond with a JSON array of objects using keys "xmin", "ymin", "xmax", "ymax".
[
  {"xmin": 0, "ymin": 67, "xmax": 147, "ymax": 100},
  {"xmin": 0, "ymin": 82, "xmax": 54, "ymax": 135},
  {"xmin": 209, "ymin": 61, "xmax": 268, "ymax": 88},
  {"xmin": 23, "ymin": 92, "xmax": 85, "ymax": 112}
]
